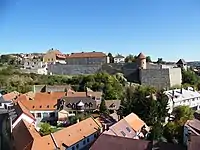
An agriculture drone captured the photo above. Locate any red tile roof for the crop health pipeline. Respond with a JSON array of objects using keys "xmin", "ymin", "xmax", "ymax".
[
  {"xmin": 12, "ymin": 119, "xmax": 56, "ymax": 150},
  {"xmin": 3, "ymin": 91, "xmax": 20, "ymax": 101},
  {"xmin": 53, "ymin": 117, "xmax": 102, "ymax": 147},
  {"xmin": 16, "ymin": 92, "xmax": 66, "ymax": 111},
  {"xmin": 123, "ymin": 113, "xmax": 146, "ymax": 132}
]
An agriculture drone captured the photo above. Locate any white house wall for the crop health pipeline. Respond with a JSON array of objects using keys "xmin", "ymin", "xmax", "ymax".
[
  {"xmin": 12, "ymin": 113, "xmax": 35, "ymax": 129},
  {"xmin": 65, "ymin": 132, "xmax": 98, "ymax": 150},
  {"xmin": 30, "ymin": 110, "xmax": 58, "ymax": 125}
]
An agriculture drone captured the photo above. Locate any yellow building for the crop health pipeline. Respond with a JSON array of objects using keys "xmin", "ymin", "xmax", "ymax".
[{"xmin": 43, "ymin": 49, "xmax": 67, "ymax": 64}]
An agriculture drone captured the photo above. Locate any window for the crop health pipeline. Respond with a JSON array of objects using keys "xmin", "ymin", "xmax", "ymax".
[
  {"xmin": 0, "ymin": 103, "xmax": 2, "ymax": 106},
  {"xmin": 36, "ymin": 113, "xmax": 41, "ymax": 118},
  {"xmin": 4, "ymin": 105, "xmax": 7, "ymax": 109},
  {"xmin": 50, "ymin": 112, "xmax": 55, "ymax": 117},
  {"xmin": 121, "ymin": 131, "xmax": 126, "ymax": 137},
  {"xmin": 94, "ymin": 133, "xmax": 97, "ymax": 138},
  {"xmin": 72, "ymin": 146, "xmax": 75, "ymax": 150},
  {"xmin": 43, "ymin": 113, "xmax": 48, "ymax": 118},
  {"xmin": 83, "ymin": 140, "xmax": 86, "ymax": 145},
  {"xmin": 126, "ymin": 127, "xmax": 131, "ymax": 132},
  {"xmin": 87, "ymin": 138, "xmax": 90, "ymax": 143}
]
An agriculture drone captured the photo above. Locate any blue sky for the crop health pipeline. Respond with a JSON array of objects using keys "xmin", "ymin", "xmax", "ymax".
[{"xmin": 0, "ymin": 0, "xmax": 200, "ymax": 61}]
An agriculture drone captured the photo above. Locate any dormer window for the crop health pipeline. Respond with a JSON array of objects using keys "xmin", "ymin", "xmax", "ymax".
[
  {"xmin": 89, "ymin": 102, "xmax": 93, "ymax": 107},
  {"xmin": 66, "ymin": 103, "xmax": 71, "ymax": 108},
  {"xmin": 72, "ymin": 103, "xmax": 76, "ymax": 108},
  {"xmin": 110, "ymin": 103, "xmax": 116, "ymax": 108}
]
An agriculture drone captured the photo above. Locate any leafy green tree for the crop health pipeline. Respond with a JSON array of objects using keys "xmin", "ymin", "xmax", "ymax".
[
  {"xmin": 125, "ymin": 55, "xmax": 137, "ymax": 63},
  {"xmin": 148, "ymin": 122, "xmax": 164, "ymax": 141},
  {"xmin": 157, "ymin": 58, "xmax": 164, "ymax": 64},
  {"xmin": 164, "ymin": 106, "xmax": 194, "ymax": 143},
  {"xmin": 182, "ymin": 69, "xmax": 199, "ymax": 85},
  {"xmin": 173, "ymin": 105, "xmax": 194, "ymax": 125},
  {"xmin": 146, "ymin": 56, "xmax": 152, "ymax": 62},
  {"xmin": 120, "ymin": 86, "xmax": 167, "ymax": 126},
  {"xmin": 99, "ymin": 99, "xmax": 109, "ymax": 115},
  {"xmin": 39, "ymin": 122, "xmax": 53, "ymax": 136},
  {"xmin": 108, "ymin": 53, "xmax": 114, "ymax": 63}
]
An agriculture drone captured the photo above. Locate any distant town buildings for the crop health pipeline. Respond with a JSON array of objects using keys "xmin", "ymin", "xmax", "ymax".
[
  {"xmin": 114, "ymin": 54, "xmax": 125, "ymax": 63},
  {"xmin": 23, "ymin": 59, "xmax": 48, "ymax": 75},
  {"xmin": 43, "ymin": 49, "xmax": 109, "ymax": 65}
]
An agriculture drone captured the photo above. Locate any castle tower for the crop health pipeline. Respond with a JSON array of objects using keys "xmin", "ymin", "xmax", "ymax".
[{"xmin": 137, "ymin": 52, "xmax": 146, "ymax": 69}]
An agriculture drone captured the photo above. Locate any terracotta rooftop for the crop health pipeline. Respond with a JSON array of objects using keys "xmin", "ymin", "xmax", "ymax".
[
  {"xmin": 12, "ymin": 119, "xmax": 56, "ymax": 150},
  {"xmin": 56, "ymin": 53, "xmax": 68, "ymax": 59},
  {"xmin": 16, "ymin": 92, "xmax": 66, "ymax": 111},
  {"xmin": 13, "ymin": 101, "xmax": 36, "ymax": 122},
  {"xmin": 2, "ymin": 91, "xmax": 20, "ymax": 101},
  {"xmin": 68, "ymin": 52, "xmax": 107, "ymax": 58},
  {"xmin": 53, "ymin": 117, "xmax": 102, "ymax": 147},
  {"xmin": 123, "ymin": 113, "xmax": 146, "ymax": 132},
  {"xmin": 137, "ymin": 53, "xmax": 146, "ymax": 59},
  {"xmin": 103, "ymin": 119, "xmax": 136, "ymax": 138}
]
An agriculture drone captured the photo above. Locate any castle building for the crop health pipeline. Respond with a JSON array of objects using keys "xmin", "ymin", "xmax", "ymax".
[
  {"xmin": 137, "ymin": 53, "xmax": 146, "ymax": 69},
  {"xmin": 176, "ymin": 59, "xmax": 187, "ymax": 70}
]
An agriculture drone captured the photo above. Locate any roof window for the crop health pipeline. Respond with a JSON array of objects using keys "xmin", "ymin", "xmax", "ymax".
[
  {"xmin": 40, "ymin": 105, "xmax": 42, "ymax": 108},
  {"xmin": 121, "ymin": 131, "xmax": 126, "ymax": 137},
  {"xmin": 126, "ymin": 127, "xmax": 131, "ymax": 132},
  {"xmin": 47, "ymin": 105, "xmax": 49, "ymax": 108}
]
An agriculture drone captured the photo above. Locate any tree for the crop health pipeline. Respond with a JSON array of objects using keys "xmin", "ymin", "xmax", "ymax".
[
  {"xmin": 125, "ymin": 55, "xmax": 137, "ymax": 63},
  {"xmin": 39, "ymin": 122, "xmax": 53, "ymax": 136},
  {"xmin": 108, "ymin": 53, "xmax": 114, "ymax": 63},
  {"xmin": 157, "ymin": 58, "xmax": 164, "ymax": 64},
  {"xmin": 182, "ymin": 69, "xmax": 199, "ymax": 85},
  {"xmin": 120, "ymin": 86, "xmax": 167, "ymax": 126},
  {"xmin": 163, "ymin": 106, "xmax": 194, "ymax": 143},
  {"xmin": 148, "ymin": 122, "xmax": 164, "ymax": 141},
  {"xmin": 146, "ymin": 56, "xmax": 152, "ymax": 62},
  {"xmin": 99, "ymin": 99, "xmax": 109, "ymax": 115},
  {"xmin": 173, "ymin": 105, "xmax": 194, "ymax": 125}
]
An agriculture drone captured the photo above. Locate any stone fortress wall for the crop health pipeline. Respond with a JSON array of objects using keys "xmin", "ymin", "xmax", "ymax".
[{"xmin": 47, "ymin": 53, "xmax": 182, "ymax": 89}]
